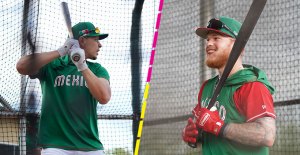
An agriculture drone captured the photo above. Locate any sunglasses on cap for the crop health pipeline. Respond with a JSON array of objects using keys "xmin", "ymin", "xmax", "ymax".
[
  {"xmin": 207, "ymin": 18, "xmax": 237, "ymax": 38},
  {"xmin": 79, "ymin": 27, "xmax": 100, "ymax": 36}
]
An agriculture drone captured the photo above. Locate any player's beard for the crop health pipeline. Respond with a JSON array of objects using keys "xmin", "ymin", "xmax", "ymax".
[
  {"xmin": 205, "ymin": 51, "xmax": 229, "ymax": 69},
  {"xmin": 92, "ymin": 50, "xmax": 99, "ymax": 60},
  {"xmin": 86, "ymin": 51, "xmax": 98, "ymax": 60},
  {"xmin": 85, "ymin": 55, "xmax": 97, "ymax": 60},
  {"xmin": 91, "ymin": 56, "xmax": 97, "ymax": 60}
]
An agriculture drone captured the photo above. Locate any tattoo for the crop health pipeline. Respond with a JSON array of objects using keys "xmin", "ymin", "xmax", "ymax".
[{"xmin": 223, "ymin": 117, "xmax": 276, "ymax": 147}]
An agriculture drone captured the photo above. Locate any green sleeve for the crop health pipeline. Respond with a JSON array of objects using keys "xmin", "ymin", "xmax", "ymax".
[{"xmin": 95, "ymin": 65, "xmax": 110, "ymax": 82}]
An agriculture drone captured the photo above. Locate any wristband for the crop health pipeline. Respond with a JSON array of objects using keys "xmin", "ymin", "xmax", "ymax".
[{"xmin": 219, "ymin": 122, "xmax": 228, "ymax": 137}]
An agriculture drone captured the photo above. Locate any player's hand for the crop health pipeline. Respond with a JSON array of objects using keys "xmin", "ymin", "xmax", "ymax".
[
  {"xmin": 191, "ymin": 104, "xmax": 204, "ymax": 144},
  {"xmin": 194, "ymin": 107, "xmax": 226, "ymax": 136},
  {"xmin": 70, "ymin": 48, "xmax": 88, "ymax": 71},
  {"xmin": 192, "ymin": 103, "xmax": 202, "ymax": 118},
  {"xmin": 57, "ymin": 38, "xmax": 79, "ymax": 57},
  {"xmin": 182, "ymin": 117, "xmax": 198, "ymax": 144}
]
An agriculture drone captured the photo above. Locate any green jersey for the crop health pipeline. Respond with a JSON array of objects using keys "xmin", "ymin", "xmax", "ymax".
[
  {"xmin": 34, "ymin": 56, "xmax": 109, "ymax": 150},
  {"xmin": 198, "ymin": 65, "xmax": 275, "ymax": 155}
]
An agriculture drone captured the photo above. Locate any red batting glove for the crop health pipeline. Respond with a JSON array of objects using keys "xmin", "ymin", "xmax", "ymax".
[
  {"xmin": 194, "ymin": 108, "xmax": 226, "ymax": 136},
  {"xmin": 182, "ymin": 117, "xmax": 198, "ymax": 144},
  {"xmin": 192, "ymin": 104, "xmax": 202, "ymax": 118}
]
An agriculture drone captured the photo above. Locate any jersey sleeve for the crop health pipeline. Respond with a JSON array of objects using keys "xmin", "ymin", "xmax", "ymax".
[
  {"xmin": 193, "ymin": 80, "xmax": 209, "ymax": 116},
  {"xmin": 29, "ymin": 63, "xmax": 49, "ymax": 80},
  {"xmin": 197, "ymin": 80, "xmax": 209, "ymax": 106},
  {"xmin": 94, "ymin": 64, "xmax": 110, "ymax": 82},
  {"xmin": 233, "ymin": 81, "xmax": 276, "ymax": 122},
  {"xmin": 29, "ymin": 57, "xmax": 63, "ymax": 80}
]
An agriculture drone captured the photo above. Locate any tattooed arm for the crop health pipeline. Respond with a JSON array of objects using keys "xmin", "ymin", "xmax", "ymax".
[{"xmin": 223, "ymin": 117, "xmax": 276, "ymax": 147}]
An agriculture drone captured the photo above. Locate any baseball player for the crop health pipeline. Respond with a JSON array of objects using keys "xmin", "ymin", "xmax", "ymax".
[
  {"xmin": 16, "ymin": 22, "xmax": 111, "ymax": 155},
  {"xmin": 182, "ymin": 16, "xmax": 276, "ymax": 155}
]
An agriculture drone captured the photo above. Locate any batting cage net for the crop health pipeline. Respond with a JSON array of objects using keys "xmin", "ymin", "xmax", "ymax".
[
  {"xmin": 139, "ymin": 0, "xmax": 300, "ymax": 155},
  {"xmin": 0, "ymin": 0, "xmax": 158, "ymax": 154}
]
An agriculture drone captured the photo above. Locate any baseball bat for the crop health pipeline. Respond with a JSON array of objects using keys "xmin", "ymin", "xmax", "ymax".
[
  {"xmin": 206, "ymin": 0, "xmax": 267, "ymax": 110},
  {"xmin": 60, "ymin": 2, "xmax": 81, "ymax": 61},
  {"xmin": 60, "ymin": 2, "xmax": 73, "ymax": 38}
]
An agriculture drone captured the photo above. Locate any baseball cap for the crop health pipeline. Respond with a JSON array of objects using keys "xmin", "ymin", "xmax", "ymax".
[
  {"xmin": 196, "ymin": 16, "xmax": 241, "ymax": 39},
  {"xmin": 72, "ymin": 22, "xmax": 108, "ymax": 40}
]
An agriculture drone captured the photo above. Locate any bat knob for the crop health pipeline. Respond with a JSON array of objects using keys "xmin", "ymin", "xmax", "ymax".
[
  {"xmin": 71, "ymin": 53, "xmax": 81, "ymax": 62},
  {"xmin": 188, "ymin": 142, "xmax": 197, "ymax": 148},
  {"xmin": 210, "ymin": 106, "xmax": 217, "ymax": 111}
]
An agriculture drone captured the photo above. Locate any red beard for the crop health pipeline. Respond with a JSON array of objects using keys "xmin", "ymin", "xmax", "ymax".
[{"xmin": 205, "ymin": 51, "xmax": 229, "ymax": 69}]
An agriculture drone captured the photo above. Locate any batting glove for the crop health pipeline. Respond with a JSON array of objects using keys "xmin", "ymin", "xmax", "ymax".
[
  {"xmin": 194, "ymin": 107, "xmax": 227, "ymax": 136},
  {"xmin": 191, "ymin": 104, "xmax": 204, "ymax": 144},
  {"xmin": 70, "ymin": 48, "xmax": 88, "ymax": 71},
  {"xmin": 57, "ymin": 38, "xmax": 79, "ymax": 57},
  {"xmin": 192, "ymin": 103, "xmax": 202, "ymax": 118},
  {"xmin": 182, "ymin": 118, "xmax": 198, "ymax": 145}
]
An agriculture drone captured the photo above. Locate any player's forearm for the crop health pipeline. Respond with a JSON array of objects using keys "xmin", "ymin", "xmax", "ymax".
[
  {"xmin": 16, "ymin": 51, "xmax": 60, "ymax": 75},
  {"xmin": 223, "ymin": 117, "xmax": 276, "ymax": 147},
  {"xmin": 81, "ymin": 69, "xmax": 111, "ymax": 104}
]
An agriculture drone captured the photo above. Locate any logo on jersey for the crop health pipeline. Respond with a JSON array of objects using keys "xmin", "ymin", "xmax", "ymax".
[{"xmin": 54, "ymin": 75, "xmax": 88, "ymax": 88}]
